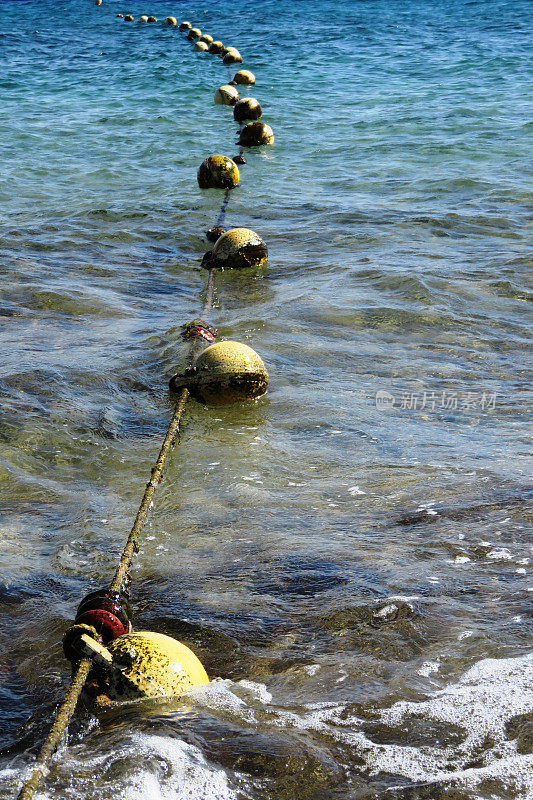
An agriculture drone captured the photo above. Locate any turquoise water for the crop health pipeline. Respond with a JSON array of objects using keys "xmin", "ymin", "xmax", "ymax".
[{"xmin": 1, "ymin": 1, "xmax": 532, "ymax": 798}]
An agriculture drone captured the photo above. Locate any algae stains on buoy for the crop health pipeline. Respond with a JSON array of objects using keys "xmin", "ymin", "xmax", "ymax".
[
  {"xmin": 104, "ymin": 632, "xmax": 209, "ymax": 700},
  {"xmin": 208, "ymin": 40, "xmax": 225, "ymax": 54},
  {"xmin": 179, "ymin": 20, "xmax": 192, "ymax": 31},
  {"xmin": 194, "ymin": 40, "xmax": 209, "ymax": 51},
  {"xmin": 214, "ymin": 84, "xmax": 239, "ymax": 106},
  {"xmin": 197, "ymin": 156, "xmax": 240, "ymax": 190},
  {"xmin": 124, "ymin": 15, "xmax": 134, "ymax": 22},
  {"xmin": 234, "ymin": 69, "xmax": 255, "ymax": 85},
  {"xmin": 239, "ymin": 121, "xmax": 274, "ymax": 146},
  {"xmin": 209, "ymin": 227, "xmax": 268, "ymax": 270},
  {"xmin": 163, "ymin": 16, "xmax": 177, "ymax": 26},
  {"xmin": 199, "ymin": 34, "xmax": 213, "ymax": 44},
  {"xmin": 187, "ymin": 27, "xmax": 202, "ymax": 40},
  {"xmin": 233, "ymin": 97, "xmax": 262, "ymax": 123},
  {"xmin": 171, "ymin": 341, "xmax": 269, "ymax": 406},
  {"xmin": 223, "ymin": 47, "xmax": 243, "ymax": 65},
  {"xmin": 139, "ymin": 15, "xmax": 148, "ymax": 23}
]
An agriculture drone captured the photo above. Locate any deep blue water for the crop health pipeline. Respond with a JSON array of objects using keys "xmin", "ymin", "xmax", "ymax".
[{"xmin": 0, "ymin": 1, "xmax": 532, "ymax": 798}]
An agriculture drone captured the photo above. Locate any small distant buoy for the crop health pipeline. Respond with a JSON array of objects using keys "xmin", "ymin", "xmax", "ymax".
[
  {"xmin": 116, "ymin": 13, "xmax": 124, "ymax": 18},
  {"xmin": 187, "ymin": 27, "xmax": 202, "ymax": 40},
  {"xmin": 234, "ymin": 69, "xmax": 255, "ymax": 86},
  {"xmin": 239, "ymin": 121, "xmax": 274, "ymax": 147},
  {"xmin": 197, "ymin": 156, "xmax": 240, "ymax": 190},
  {"xmin": 147, "ymin": 16, "xmax": 157, "ymax": 22},
  {"xmin": 199, "ymin": 34, "xmax": 213, "ymax": 44},
  {"xmin": 206, "ymin": 226, "xmax": 226, "ymax": 243},
  {"xmin": 163, "ymin": 16, "xmax": 177, "ymax": 26},
  {"xmin": 124, "ymin": 14, "xmax": 134, "ymax": 22},
  {"xmin": 223, "ymin": 47, "xmax": 243, "ymax": 65},
  {"xmin": 233, "ymin": 154, "xmax": 246, "ymax": 165},
  {"xmin": 179, "ymin": 20, "xmax": 192, "ymax": 31},
  {"xmin": 170, "ymin": 341, "xmax": 269, "ymax": 405},
  {"xmin": 233, "ymin": 97, "xmax": 262, "ymax": 123},
  {"xmin": 194, "ymin": 40, "xmax": 209, "ymax": 52},
  {"xmin": 139, "ymin": 15, "xmax": 148, "ymax": 23},
  {"xmin": 209, "ymin": 227, "xmax": 268, "ymax": 270},
  {"xmin": 103, "ymin": 632, "xmax": 208, "ymax": 700},
  {"xmin": 214, "ymin": 84, "xmax": 239, "ymax": 106},
  {"xmin": 208, "ymin": 40, "xmax": 225, "ymax": 55},
  {"xmin": 95, "ymin": 0, "xmax": 102, "ymax": 5}
]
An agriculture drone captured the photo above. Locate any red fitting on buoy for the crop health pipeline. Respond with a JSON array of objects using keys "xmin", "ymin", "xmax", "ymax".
[
  {"xmin": 75, "ymin": 609, "xmax": 128, "ymax": 643},
  {"xmin": 181, "ymin": 319, "xmax": 217, "ymax": 343},
  {"xmin": 75, "ymin": 589, "xmax": 132, "ymax": 643}
]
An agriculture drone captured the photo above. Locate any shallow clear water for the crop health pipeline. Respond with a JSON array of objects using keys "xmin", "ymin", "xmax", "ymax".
[{"xmin": 0, "ymin": 0, "xmax": 532, "ymax": 798}]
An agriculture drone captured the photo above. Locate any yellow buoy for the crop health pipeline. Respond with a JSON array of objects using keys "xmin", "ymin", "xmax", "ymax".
[
  {"xmin": 139, "ymin": 15, "xmax": 148, "ymax": 23},
  {"xmin": 187, "ymin": 27, "xmax": 202, "ymax": 40},
  {"xmin": 117, "ymin": 13, "xmax": 124, "ymax": 18},
  {"xmin": 179, "ymin": 20, "xmax": 192, "ymax": 31},
  {"xmin": 223, "ymin": 47, "xmax": 243, "ymax": 65},
  {"xmin": 171, "ymin": 341, "xmax": 269, "ymax": 405},
  {"xmin": 194, "ymin": 40, "xmax": 209, "ymax": 51},
  {"xmin": 208, "ymin": 40, "xmax": 225, "ymax": 54},
  {"xmin": 163, "ymin": 16, "xmax": 177, "ymax": 26},
  {"xmin": 199, "ymin": 34, "xmax": 213, "ymax": 44},
  {"xmin": 104, "ymin": 632, "xmax": 209, "ymax": 700},
  {"xmin": 197, "ymin": 155, "xmax": 240, "ymax": 190},
  {"xmin": 124, "ymin": 15, "xmax": 134, "ymax": 22},
  {"xmin": 214, "ymin": 84, "xmax": 239, "ymax": 106},
  {"xmin": 239, "ymin": 121, "xmax": 274, "ymax": 146},
  {"xmin": 95, "ymin": 0, "xmax": 102, "ymax": 6},
  {"xmin": 147, "ymin": 16, "xmax": 157, "ymax": 22},
  {"xmin": 234, "ymin": 69, "xmax": 255, "ymax": 85},
  {"xmin": 210, "ymin": 227, "xmax": 268, "ymax": 270},
  {"xmin": 233, "ymin": 97, "xmax": 262, "ymax": 123}
]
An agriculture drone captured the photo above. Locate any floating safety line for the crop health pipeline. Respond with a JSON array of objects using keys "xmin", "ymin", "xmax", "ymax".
[{"xmin": 17, "ymin": 19, "xmax": 256, "ymax": 800}]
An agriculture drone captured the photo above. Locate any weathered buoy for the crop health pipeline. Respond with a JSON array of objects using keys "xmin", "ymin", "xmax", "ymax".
[
  {"xmin": 139, "ymin": 15, "xmax": 148, "ymax": 23},
  {"xmin": 208, "ymin": 40, "xmax": 225, "ymax": 55},
  {"xmin": 223, "ymin": 47, "xmax": 243, "ymax": 65},
  {"xmin": 147, "ymin": 16, "xmax": 157, "ymax": 22},
  {"xmin": 209, "ymin": 227, "xmax": 268, "ymax": 270},
  {"xmin": 124, "ymin": 15, "xmax": 134, "ymax": 22},
  {"xmin": 103, "ymin": 632, "xmax": 208, "ymax": 700},
  {"xmin": 194, "ymin": 40, "xmax": 209, "ymax": 52},
  {"xmin": 214, "ymin": 84, "xmax": 239, "ymax": 106},
  {"xmin": 163, "ymin": 16, "xmax": 177, "ymax": 26},
  {"xmin": 234, "ymin": 69, "xmax": 255, "ymax": 85},
  {"xmin": 170, "ymin": 341, "xmax": 269, "ymax": 405},
  {"xmin": 197, "ymin": 156, "xmax": 240, "ymax": 190},
  {"xmin": 179, "ymin": 20, "xmax": 192, "ymax": 31},
  {"xmin": 239, "ymin": 121, "xmax": 274, "ymax": 146},
  {"xmin": 233, "ymin": 97, "xmax": 262, "ymax": 123},
  {"xmin": 199, "ymin": 34, "xmax": 213, "ymax": 44},
  {"xmin": 187, "ymin": 27, "xmax": 202, "ymax": 40}
]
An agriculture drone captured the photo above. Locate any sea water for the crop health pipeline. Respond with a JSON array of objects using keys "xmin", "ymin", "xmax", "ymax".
[{"xmin": 0, "ymin": 0, "xmax": 531, "ymax": 798}]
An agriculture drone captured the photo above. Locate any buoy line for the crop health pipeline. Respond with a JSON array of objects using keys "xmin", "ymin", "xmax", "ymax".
[{"xmin": 16, "ymin": 12, "xmax": 274, "ymax": 800}]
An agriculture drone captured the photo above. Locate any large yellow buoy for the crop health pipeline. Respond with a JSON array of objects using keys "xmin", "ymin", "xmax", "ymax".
[
  {"xmin": 199, "ymin": 34, "xmax": 213, "ymax": 44},
  {"xmin": 209, "ymin": 227, "xmax": 268, "ymax": 270},
  {"xmin": 138, "ymin": 15, "xmax": 148, "ymax": 23},
  {"xmin": 197, "ymin": 155, "xmax": 240, "ymax": 190},
  {"xmin": 163, "ymin": 16, "xmax": 177, "ymax": 26},
  {"xmin": 179, "ymin": 20, "xmax": 192, "ymax": 31},
  {"xmin": 214, "ymin": 84, "xmax": 239, "ymax": 106},
  {"xmin": 147, "ymin": 16, "xmax": 157, "ymax": 22},
  {"xmin": 223, "ymin": 47, "xmax": 243, "ymax": 65},
  {"xmin": 233, "ymin": 97, "xmax": 262, "ymax": 123},
  {"xmin": 234, "ymin": 69, "xmax": 255, "ymax": 85},
  {"xmin": 187, "ymin": 27, "xmax": 202, "ymax": 40},
  {"xmin": 124, "ymin": 14, "xmax": 134, "ymax": 22},
  {"xmin": 104, "ymin": 632, "xmax": 208, "ymax": 700},
  {"xmin": 170, "ymin": 341, "xmax": 269, "ymax": 405},
  {"xmin": 239, "ymin": 121, "xmax": 274, "ymax": 146},
  {"xmin": 194, "ymin": 40, "xmax": 209, "ymax": 51},
  {"xmin": 208, "ymin": 40, "xmax": 225, "ymax": 55}
]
